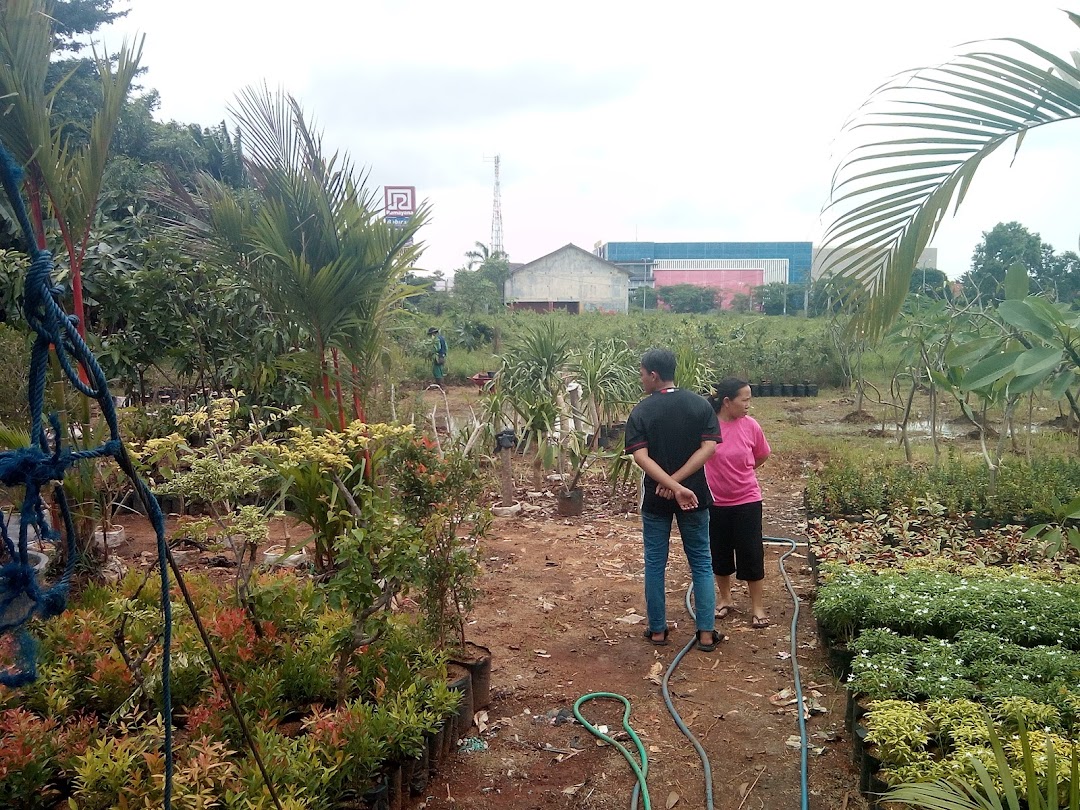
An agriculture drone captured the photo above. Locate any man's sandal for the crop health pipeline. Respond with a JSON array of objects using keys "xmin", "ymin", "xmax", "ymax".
[
  {"xmin": 751, "ymin": 616, "xmax": 772, "ymax": 629},
  {"xmin": 643, "ymin": 627, "xmax": 670, "ymax": 646},
  {"xmin": 695, "ymin": 630, "xmax": 725, "ymax": 652}
]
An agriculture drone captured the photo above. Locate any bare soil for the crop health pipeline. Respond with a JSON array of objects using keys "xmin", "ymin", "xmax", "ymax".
[
  {"xmin": 405, "ymin": 455, "xmax": 865, "ymax": 810},
  {"xmin": 106, "ymin": 386, "xmax": 871, "ymax": 810}
]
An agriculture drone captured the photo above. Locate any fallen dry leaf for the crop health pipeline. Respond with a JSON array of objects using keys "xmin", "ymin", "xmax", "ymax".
[
  {"xmin": 474, "ymin": 710, "xmax": 489, "ymax": 734},
  {"xmin": 666, "ymin": 790, "xmax": 680, "ymax": 808},
  {"xmin": 645, "ymin": 662, "xmax": 664, "ymax": 685},
  {"xmin": 769, "ymin": 688, "xmax": 798, "ymax": 707},
  {"xmin": 562, "ymin": 781, "xmax": 585, "ymax": 796}
]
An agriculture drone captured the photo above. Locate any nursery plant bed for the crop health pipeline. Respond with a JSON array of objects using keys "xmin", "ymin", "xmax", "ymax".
[{"xmin": 102, "ymin": 442, "xmax": 868, "ymax": 810}]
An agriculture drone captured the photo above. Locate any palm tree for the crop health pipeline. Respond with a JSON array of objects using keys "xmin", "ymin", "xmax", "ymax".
[
  {"xmin": 227, "ymin": 84, "xmax": 427, "ymax": 424},
  {"xmin": 465, "ymin": 241, "xmax": 504, "ymax": 269},
  {"xmin": 821, "ymin": 10, "xmax": 1080, "ymax": 339},
  {"xmin": 0, "ymin": 0, "xmax": 142, "ymax": 340}
]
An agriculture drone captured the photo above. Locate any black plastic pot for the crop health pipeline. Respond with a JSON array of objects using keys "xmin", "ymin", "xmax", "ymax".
[
  {"xmin": 806, "ymin": 548, "xmax": 820, "ymax": 588},
  {"xmin": 859, "ymin": 740, "xmax": 882, "ymax": 793},
  {"xmin": 794, "ymin": 383, "xmax": 806, "ymax": 397},
  {"xmin": 427, "ymin": 725, "xmax": 445, "ymax": 775},
  {"xmin": 758, "ymin": 381, "xmax": 773, "ymax": 397},
  {"xmin": 867, "ymin": 774, "xmax": 890, "ymax": 807},
  {"xmin": 360, "ymin": 774, "xmax": 389, "ymax": 810},
  {"xmin": 450, "ymin": 642, "xmax": 492, "ymax": 711},
  {"xmin": 845, "ymin": 688, "xmax": 868, "ymax": 735},
  {"xmin": 597, "ymin": 422, "xmax": 626, "ymax": 450},
  {"xmin": 409, "ymin": 749, "xmax": 429, "ymax": 795},
  {"xmin": 440, "ymin": 714, "xmax": 455, "ymax": 763},
  {"xmin": 825, "ymin": 641, "xmax": 855, "ymax": 680},
  {"xmin": 447, "ymin": 664, "xmax": 474, "ymax": 740},
  {"xmin": 853, "ymin": 722, "xmax": 870, "ymax": 772},
  {"xmin": 385, "ymin": 763, "xmax": 403, "ymax": 810},
  {"xmin": 556, "ymin": 488, "xmax": 584, "ymax": 517},
  {"xmin": 780, "ymin": 383, "xmax": 794, "ymax": 397},
  {"xmin": 806, "ymin": 383, "xmax": 819, "ymax": 397}
]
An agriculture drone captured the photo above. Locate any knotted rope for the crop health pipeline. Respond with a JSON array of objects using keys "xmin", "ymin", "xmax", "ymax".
[{"xmin": 0, "ymin": 142, "xmax": 174, "ymax": 806}]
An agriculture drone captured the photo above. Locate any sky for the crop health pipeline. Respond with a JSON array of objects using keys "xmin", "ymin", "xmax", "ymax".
[{"xmin": 99, "ymin": 1, "xmax": 1080, "ymax": 280}]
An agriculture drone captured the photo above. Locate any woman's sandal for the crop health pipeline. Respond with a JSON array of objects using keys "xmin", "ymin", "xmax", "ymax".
[
  {"xmin": 643, "ymin": 627, "xmax": 670, "ymax": 646},
  {"xmin": 751, "ymin": 615, "xmax": 772, "ymax": 629},
  {"xmin": 715, "ymin": 604, "xmax": 736, "ymax": 620},
  {"xmin": 695, "ymin": 630, "xmax": 726, "ymax": 652}
]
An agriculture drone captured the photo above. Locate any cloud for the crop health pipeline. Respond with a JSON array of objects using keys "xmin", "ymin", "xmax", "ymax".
[{"xmin": 306, "ymin": 63, "xmax": 643, "ymax": 132}]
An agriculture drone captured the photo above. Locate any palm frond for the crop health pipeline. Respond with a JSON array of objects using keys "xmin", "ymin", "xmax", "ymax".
[
  {"xmin": 822, "ymin": 24, "xmax": 1080, "ymax": 339},
  {"xmin": 0, "ymin": 0, "xmax": 53, "ymax": 168}
]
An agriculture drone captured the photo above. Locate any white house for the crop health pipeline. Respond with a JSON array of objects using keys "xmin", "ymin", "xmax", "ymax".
[{"xmin": 504, "ymin": 243, "xmax": 631, "ymax": 314}]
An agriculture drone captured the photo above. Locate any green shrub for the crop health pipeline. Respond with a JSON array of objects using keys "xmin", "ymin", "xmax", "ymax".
[
  {"xmin": 805, "ymin": 456, "xmax": 1080, "ymax": 524},
  {"xmin": 815, "ymin": 566, "xmax": 1080, "ymax": 649},
  {"xmin": 867, "ymin": 700, "xmax": 1078, "ymax": 793},
  {"xmin": 849, "ymin": 629, "xmax": 1080, "ymax": 716}
]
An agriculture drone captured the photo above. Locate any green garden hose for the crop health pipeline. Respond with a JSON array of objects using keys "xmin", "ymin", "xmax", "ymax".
[
  {"xmin": 575, "ymin": 536, "xmax": 811, "ymax": 809},
  {"xmin": 574, "ymin": 628, "xmax": 715, "ymax": 810},
  {"xmin": 572, "ymin": 691, "xmax": 652, "ymax": 810}
]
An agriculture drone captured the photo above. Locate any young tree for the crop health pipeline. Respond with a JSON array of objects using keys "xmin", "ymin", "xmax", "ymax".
[
  {"xmin": 0, "ymin": 0, "xmax": 142, "ymax": 344},
  {"xmin": 450, "ymin": 266, "xmax": 502, "ymax": 314},
  {"xmin": 1037, "ymin": 245, "xmax": 1080, "ymax": 305},
  {"xmin": 224, "ymin": 84, "xmax": 427, "ymax": 424},
  {"xmin": 629, "ymin": 285, "xmax": 658, "ymax": 310},
  {"xmin": 962, "ymin": 222, "xmax": 1043, "ymax": 302},
  {"xmin": 656, "ymin": 283, "xmax": 717, "ymax": 313},
  {"xmin": 909, "ymin": 267, "xmax": 951, "ymax": 300},
  {"xmin": 465, "ymin": 241, "xmax": 511, "ymax": 303}
]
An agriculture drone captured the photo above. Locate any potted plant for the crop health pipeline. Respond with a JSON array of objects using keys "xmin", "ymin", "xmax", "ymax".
[
  {"xmin": 91, "ymin": 457, "xmax": 130, "ymax": 551},
  {"xmin": 556, "ymin": 427, "xmax": 596, "ymax": 517}
]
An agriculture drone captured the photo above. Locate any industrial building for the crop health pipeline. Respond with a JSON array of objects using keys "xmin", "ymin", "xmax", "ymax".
[
  {"xmin": 592, "ymin": 241, "xmax": 938, "ymax": 310},
  {"xmin": 596, "ymin": 241, "xmax": 813, "ymax": 310}
]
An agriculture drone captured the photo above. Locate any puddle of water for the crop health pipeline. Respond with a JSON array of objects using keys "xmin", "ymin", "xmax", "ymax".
[{"xmin": 814, "ymin": 420, "xmax": 1041, "ymax": 439}]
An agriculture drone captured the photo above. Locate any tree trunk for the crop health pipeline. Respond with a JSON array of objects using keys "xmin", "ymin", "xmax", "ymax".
[
  {"xmin": 499, "ymin": 448, "xmax": 514, "ymax": 507},
  {"xmin": 331, "ymin": 348, "xmax": 345, "ymax": 430}
]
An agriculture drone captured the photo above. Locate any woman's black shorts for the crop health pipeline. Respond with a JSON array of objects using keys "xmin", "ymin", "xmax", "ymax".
[{"xmin": 708, "ymin": 500, "xmax": 764, "ymax": 581}]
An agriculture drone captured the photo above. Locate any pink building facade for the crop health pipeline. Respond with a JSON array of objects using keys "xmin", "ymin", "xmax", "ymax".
[{"xmin": 652, "ymin": 259, "xmax": 788, "ymax": 310}]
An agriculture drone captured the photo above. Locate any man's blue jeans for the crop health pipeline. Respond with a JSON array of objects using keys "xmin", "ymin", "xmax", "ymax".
[{"xmin": 641, "ymin": 508, "xmax": 716, "ymax": 635}]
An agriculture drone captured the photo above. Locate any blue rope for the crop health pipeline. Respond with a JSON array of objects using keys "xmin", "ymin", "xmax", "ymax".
[{"xmin": 0, "ymin": 143, "xmax": 174, "ymax": 807}]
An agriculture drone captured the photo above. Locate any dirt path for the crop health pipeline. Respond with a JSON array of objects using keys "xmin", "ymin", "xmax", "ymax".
[{"xmin": 415, "ymin": 451, "xmax": 866, "ymax": 810}]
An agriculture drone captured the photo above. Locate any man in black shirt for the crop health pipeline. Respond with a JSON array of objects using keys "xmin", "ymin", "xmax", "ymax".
[{"xmin": 625, "ymin": 348, "xmax": 723, "ymax": 651}]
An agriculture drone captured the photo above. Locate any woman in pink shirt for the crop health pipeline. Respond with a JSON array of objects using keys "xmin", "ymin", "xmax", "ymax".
[{"xmin": 705, "ymin": 378, "xmax": 772, "ymax": 629}]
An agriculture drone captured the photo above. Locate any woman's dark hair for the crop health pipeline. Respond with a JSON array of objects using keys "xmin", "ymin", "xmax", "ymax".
[{"xmin": 708, "ymin": 377, "xmax": 750, "ymax": 412}]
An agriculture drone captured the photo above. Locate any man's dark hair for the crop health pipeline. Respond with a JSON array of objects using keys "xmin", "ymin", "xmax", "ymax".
[
  {"xmin": 709, "ymin": 377, "xmax": 749, "ymax": 411},
  {"xmin": 640, "ymin": 348, "xmax": 676, "ymax": 382},
  {"xmin": 427, "ymin": 327, "xmax": 439, "ymax": 335}
]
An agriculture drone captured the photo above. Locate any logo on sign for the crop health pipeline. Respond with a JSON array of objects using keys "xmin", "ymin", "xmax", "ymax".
[{"xmin": 384, "ymin": 186, "xmax": 416, "ymax": 217}]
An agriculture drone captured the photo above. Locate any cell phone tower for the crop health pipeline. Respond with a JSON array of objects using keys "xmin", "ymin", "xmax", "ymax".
[{"xmin": 490, "ymin": 154, "xmax": 504, "ymax": 257}]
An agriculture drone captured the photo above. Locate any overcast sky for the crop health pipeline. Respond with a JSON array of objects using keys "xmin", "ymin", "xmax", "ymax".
[{"xmin": 100, "ymin": 1, "xmax": 1080, "ymax": 279}]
